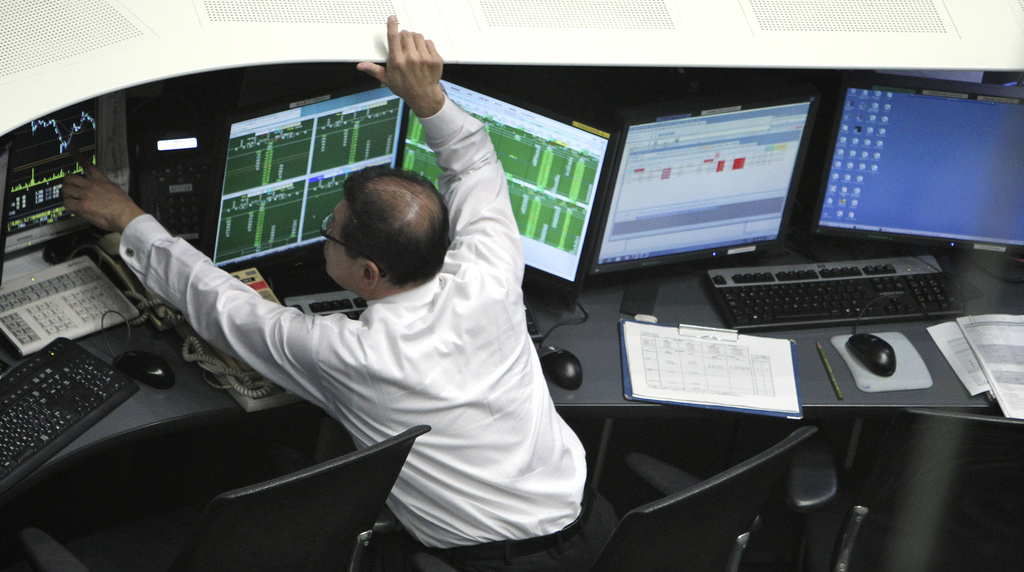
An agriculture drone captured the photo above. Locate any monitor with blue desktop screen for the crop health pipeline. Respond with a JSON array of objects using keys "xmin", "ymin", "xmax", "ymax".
[
  {"xmin": 812, "ymin": 72, "xmax": 1024, "ymax": 255},
  {"xmin": 207, "ymin": 85, "xmax": 404, "ymax": 272},
  {"xmin": 401, "ymin": 79, "xmax": 615, "ymax": 297},
  {"xmin": 589, "ymin": 88, "xmax": 819, "ymax": 277}
]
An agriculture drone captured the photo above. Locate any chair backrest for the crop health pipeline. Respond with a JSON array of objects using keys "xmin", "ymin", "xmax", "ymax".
[
  {"xmin": 169, "ymin": 425, "xmax": 430, "ymax": 572},
  {"xmin": 832, "ymin": 408, "xmax": 1024, "ymax": 572},
  {"xmin": 590, "ymin": 425, "xmax": 817, "ymax": 572}
]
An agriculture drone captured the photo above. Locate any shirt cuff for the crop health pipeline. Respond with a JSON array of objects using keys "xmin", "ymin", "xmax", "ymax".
[
  {"xmin": 119, "ymin": 214, "xmax": 170, "ymax": 263},
  {"xmin": 419, "ymin": 96, "xmax": 467, "ymax": 146}
]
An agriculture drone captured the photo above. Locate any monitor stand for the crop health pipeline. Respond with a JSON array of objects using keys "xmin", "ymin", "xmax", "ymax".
[{"xmin": 619, "ymin": 279, "xmax": 659, "ymax": 317}]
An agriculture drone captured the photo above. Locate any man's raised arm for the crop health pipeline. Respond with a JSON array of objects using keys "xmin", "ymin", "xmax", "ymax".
[{"xmin": 357, "ymin": 16, "xmax": 445, "ymax": 119}]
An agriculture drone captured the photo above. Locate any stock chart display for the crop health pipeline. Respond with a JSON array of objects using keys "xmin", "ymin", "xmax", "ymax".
[
  {"xmin": 403, "ymin": 112, "xmax": 602, "ymax": 257},
  {"xmin": 5, "ymin": 100, "xmax": 95, "ymax": 238},
  {"xmin": 213, "ymin": 94, "xmax": 401, "ymax": 265}
]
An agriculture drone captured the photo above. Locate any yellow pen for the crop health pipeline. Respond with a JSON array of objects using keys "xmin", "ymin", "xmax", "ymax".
[{"xmin": 817, "ymin": 341, "xmax": 843, "ymax": 400}]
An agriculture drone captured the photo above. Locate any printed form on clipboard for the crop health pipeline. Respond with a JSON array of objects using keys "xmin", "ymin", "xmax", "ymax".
[{"xmin": 620, "ymin": 319, "xmax": 802, "ymax": 419}]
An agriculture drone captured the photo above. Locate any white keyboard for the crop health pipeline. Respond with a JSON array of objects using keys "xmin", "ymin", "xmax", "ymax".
[{"xmin": 0, "ymin": 257, "xmax": 140, "ymax": 356}]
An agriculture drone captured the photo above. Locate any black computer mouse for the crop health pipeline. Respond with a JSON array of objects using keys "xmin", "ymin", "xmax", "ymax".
[
  {"xmin": 539, "ymin": 346, "xmax": 583, "ymax": 390},
  {"xmin": 113, "ymin": 350, "xmax": 176, "ymax": 389},
  {"xmin": 846, "ymin": 333, "xmax": 896, "ymax": 377}
]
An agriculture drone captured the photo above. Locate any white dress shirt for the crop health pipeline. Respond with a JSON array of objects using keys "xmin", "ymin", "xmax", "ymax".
[{"xmin": 118, "ymin": 97, "xmax": 587, "ymax": 548}]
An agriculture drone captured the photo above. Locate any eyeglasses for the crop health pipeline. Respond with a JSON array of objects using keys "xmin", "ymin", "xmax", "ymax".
[{"xmin": 321, "ymin": 213, "xmax": 387, "ymax": 278}]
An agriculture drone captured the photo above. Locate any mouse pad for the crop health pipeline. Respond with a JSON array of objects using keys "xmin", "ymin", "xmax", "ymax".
[{"xmin": 831, "ymin": 332, "xmax": 933, "ymax": 393}]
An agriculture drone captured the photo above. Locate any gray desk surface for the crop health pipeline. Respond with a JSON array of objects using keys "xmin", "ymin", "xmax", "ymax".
[
  {"xmin": 534, "ymin": 255, "xmax": 1017, "ymax": 418},
  {"xmin": 3, "ymin": 251, "xmax": 1017, "ymax": 504}
]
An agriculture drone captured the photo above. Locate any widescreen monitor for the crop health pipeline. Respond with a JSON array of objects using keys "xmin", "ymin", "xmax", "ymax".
[
  {"xmin": 812, "ymin": 72, "xmax": 1024, "ymax": 256},
  {"xmin": 589, "ymin": 88, "xmax": 819, "ymax": 278},
  {"xmin": 4, "ymin": 99, "xmax": 97, "ymax": 254},
  {"xmin": 401, "ymin": 79, "xmax": 615, "ymax": 297},
  {"xmin": 206, "ymin": 85, "xmax": 404, "ymax": 273}
]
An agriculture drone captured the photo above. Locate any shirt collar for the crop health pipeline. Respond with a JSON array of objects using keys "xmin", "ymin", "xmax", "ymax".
[{"xmin": 368, "ymin": 275, "xmax": 443, "ymax": 309}]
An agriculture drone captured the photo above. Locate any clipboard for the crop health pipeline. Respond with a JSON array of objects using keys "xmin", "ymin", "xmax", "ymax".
[{"xmin": 620, "ymin": 319, "xmax": 802, "ymax": 419}]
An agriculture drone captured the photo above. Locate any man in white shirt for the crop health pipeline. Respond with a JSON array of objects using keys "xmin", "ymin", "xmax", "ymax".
[{"xmin": 64, "ymin": 15, "xmax": 616, "ymax": 571}]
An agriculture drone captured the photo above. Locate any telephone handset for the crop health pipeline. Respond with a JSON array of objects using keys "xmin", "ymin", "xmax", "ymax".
[{"xmin": 92, "ymin": 232, "xmax": 178, "ymax": 332}]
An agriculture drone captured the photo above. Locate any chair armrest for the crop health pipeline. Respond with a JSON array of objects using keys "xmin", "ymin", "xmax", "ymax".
[
  {"xmin": 18, "ymin": 527, "xmax": 89, "ymax": 572},
  {"xmin": 787, "ymin": 435, "xmax": 838, "ymax": 513},
  {"xmin": 373, "ymin": 505, "xmax": 401, "ymax": 534},
  {"xmin": 623, "ymin": 452, "xmax": 703, "ymax": 496}
]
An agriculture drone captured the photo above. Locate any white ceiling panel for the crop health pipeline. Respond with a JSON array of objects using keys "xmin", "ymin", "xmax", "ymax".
[{"xmin": 2, "ymin": 0, "xmax": 1023, "ymax": 137}]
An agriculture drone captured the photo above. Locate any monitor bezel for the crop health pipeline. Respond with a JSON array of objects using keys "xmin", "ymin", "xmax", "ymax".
[
  {"xmin": 586, "ymin": 86, "xmax": 821, "ymax": 281},
  {"xmin": 0, "ymin": 136, "xmax": 13, "ymax": 285},
  {"xmin": 201, "ymin": 82, "xmax": 406, "ymax": 285},
  {"xmin": 809, "ymin": 71, "xmax": 1024, "ymax": 257},
  {"xmin": 396, "ymin": 75, "xmax": 619, "ymax": 302}
]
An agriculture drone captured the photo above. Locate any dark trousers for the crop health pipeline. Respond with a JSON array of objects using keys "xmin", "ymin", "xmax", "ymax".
[{"xmin": 373, "ymin": 488, "xmax": 618, "ymax": 572}]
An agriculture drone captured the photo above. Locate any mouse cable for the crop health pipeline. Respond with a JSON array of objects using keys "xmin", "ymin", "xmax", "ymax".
[
  {"xmin": 538, "ymin": 301, "xmax": 589, "ymax": 347},
  {"xmin": 850, "ymin": 294, "xmax": 896, "ymax": 337},
  {"xmin": 99, "ymin": 309, "xmax": 132, "ymax": 361},
  {"xmin": 69, "ymin": 242, "xmax": 181, "ymax": 327}
]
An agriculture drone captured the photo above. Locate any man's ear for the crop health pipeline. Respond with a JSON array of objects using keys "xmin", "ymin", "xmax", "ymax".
[{"xmin": 359, "ymin": 260, "xmax": 384, "ymax": 291}]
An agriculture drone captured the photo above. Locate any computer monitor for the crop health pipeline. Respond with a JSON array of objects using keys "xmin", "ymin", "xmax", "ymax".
[
  {"xmin": 205, "ymin": 85, "xmax": 405, "ymax": 275},
  {"xmin": 0, "ymin": 137, "xmax": 13, "ymax": 284},
  {"xmin": 4, "ymin": 99, "xmax": 97, "ymax": 254},
  {"xmin": 588, "ymin": 88, "xmax": 819, "ymax": 279},
  {"xmin": 401, "ymin": 79, "xmax": 615, "ymax": 298},
  {"xmin": 811, "ymin": 72, "xmax": 1024, "ymax": 257}
]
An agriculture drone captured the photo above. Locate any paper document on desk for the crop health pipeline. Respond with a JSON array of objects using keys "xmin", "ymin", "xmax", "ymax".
[
  {"xmin": 955, "ymin": 314, "xmax": 1024, "ymax": 419},
  {"xmin": 619, "ymin": 319, "xmax": 801, "ymax": 418},
  {"xmin": 926, "ymin": 321, "xmax": 991, "ymax": 396}
]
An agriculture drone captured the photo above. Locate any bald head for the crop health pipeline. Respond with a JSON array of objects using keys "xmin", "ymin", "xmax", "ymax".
[{"xmin": 340, "ymin": 166, "xmax": 450, "ymax": 287}]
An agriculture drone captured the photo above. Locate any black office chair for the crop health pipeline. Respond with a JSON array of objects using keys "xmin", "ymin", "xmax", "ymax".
[
  {"xmin": 17, "ymin": 425, "xmax": 430, "ymax": 572},
  {"xmin": 626, "ymin": 426, "xmax": 837, "ymax": 570},
  {"xmin": 828, "ymin": 408, "xmax": 1024, "ymax": 572},
  {"xmin": 411, "ymin": 425, "xmax": 817, "ymax": 572}
]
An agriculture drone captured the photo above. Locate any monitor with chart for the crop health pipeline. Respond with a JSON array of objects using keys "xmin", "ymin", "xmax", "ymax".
[
  {"xmin": 588, "ymin": 88, "xmax": 819, "ymax": 278},
  {"xmin": 3, "ymin": 99, "xmax": 97, "ymax": 254},
  {"xmin": 401, "ymin": 79, "xmax": 615, "ymax": 297},
  {"xmin": 206, "ymin": 85, "xmax": 404, "ymax": 273},
  {"xmin": 811, "ymin": 72, "xmax": 1024, "ymax": 256}
]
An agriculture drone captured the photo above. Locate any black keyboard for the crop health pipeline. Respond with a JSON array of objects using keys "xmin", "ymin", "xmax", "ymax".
[
  {"xmin": 283, "ymin": 290, "xmax": 368, "ymax": 319},
  {"xmin": 285, "ymin": 290, "xmax": 544, "ymax": 342},
  {"xmin": 0, "ymin": 338, "xmax": 138, "ymax": 496},
  {"xmin": 706, "ymin": 256, "xmax": 965, "ymax": 331}
]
